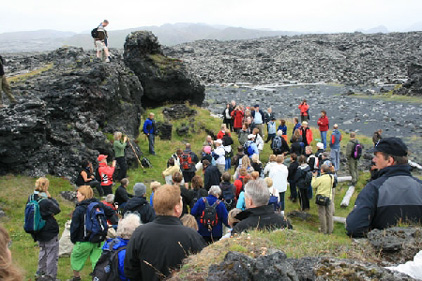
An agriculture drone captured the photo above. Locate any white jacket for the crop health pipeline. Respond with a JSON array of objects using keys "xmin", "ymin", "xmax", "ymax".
[
  {"xmin": 255, "ymin": 134, "xmax": 264, "ymax": 151},
  {"xmin": 269, "ymin": 163, "xmax": 289, "ymax": 193},
  {"xmin": 214, "ymin": 146, "xmax": 226, "ymax": 165}
]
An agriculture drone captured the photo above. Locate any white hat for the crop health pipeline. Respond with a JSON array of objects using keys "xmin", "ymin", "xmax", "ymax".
[
  {"xmin": 248, "ymin": 134, "xmax": 255, "ymax": 139},
  {"xmin": 302, "ymin": 121, "xmax": 308, "ymax": 125},
  {"xmin": 214, "ymin": 139, "xmax": 223, "ymax": 144},
  {"xmin": 317, "ymin": 142, "xmax": 324, "ymax": 149}
]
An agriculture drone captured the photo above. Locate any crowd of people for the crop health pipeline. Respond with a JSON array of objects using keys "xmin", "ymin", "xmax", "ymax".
[{"xmin": 0, "ymin": 93, "xmax": 420, "ymax": 281}]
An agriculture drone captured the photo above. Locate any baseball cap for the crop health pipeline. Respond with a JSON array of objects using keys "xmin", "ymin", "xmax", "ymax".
[
  {"xmin": 371, "ymin": 137, "xmax": 408, "ymax": 156},
  {"xmin": 97, "ymin": 154, "xmax": 107, "ymax": 162}
]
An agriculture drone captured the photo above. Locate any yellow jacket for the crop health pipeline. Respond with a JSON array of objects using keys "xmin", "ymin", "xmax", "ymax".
[
  {"xmin": 311, "ymin": 174, "xmax": 334, "ymax": 200},
  {"xmin": 162, "ymin": 165, "xmax": 180, "ymax": 177}
]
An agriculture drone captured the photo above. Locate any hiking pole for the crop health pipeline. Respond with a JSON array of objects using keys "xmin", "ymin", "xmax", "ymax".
[{"xmin": 127, "ymin": 137, "xmax": 146, "ymax": 173}]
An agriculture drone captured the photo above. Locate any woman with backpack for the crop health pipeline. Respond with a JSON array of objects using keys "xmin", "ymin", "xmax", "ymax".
[
  {"xmin": 69, "ymin": 185, "xmax": 118, "ymax": 281},
  {"xmin": 294, "ymin": 155, "xmax": 312, "ymax": 211},
  {"xmin": 26, "ymin": 177, "xmax": 60, "ymax": 281},
  {"xmin": 94, "ymin": 213, "xmax": 142, "ymax": 281}
]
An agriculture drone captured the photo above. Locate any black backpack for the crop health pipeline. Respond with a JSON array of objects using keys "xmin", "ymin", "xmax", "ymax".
[
  {"xmin": 91, "ymin": 239, "xmax": 125, "ymax": 281},
  {"xmin": 271, "ymin": 136, "xmax": 282, "ymax": 152},
  {"xmin": 91, "ymin": 28, "xmax": 99, "ymax": 39},
  {"xmin": 199, "ymin": 198, "xmax": 220, "ymax": 231}
]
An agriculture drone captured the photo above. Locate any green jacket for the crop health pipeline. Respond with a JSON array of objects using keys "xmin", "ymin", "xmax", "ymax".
[
  {"xmin": 312, "ymin": 174, "xmax": 334, "ymax": 200},
  {"xmin": 113, "ymin": 140, "xmax": 127, "ymax": 158},
  {"xmin": 346, "ymin": 139, "xmax": 358, "ymax": 160}
]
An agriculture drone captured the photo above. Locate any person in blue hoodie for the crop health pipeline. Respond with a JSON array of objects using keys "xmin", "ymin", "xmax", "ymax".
[
  {"xmin": 191, "ymin": 185, "xmax": 229, "ymax": 244},
  {"xmin": 329, "ymin": 124, "xmax": 342, "ymax": 171},
  {"xmin": 102, "ymin": 213, "xmax": 142, "ymax": 281}
]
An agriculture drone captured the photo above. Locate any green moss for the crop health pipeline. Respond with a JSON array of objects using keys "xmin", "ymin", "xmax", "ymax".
[
  {"xmin": 148, "ymin": 54, "xmax": 182, "ymax": 74},
  {"xmin": 9, "ymin": 63, "xmax": 54, "ymax": 83}
]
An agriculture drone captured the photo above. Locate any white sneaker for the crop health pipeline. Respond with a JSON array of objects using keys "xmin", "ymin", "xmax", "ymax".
[{"xmin": 105, "ymin": 58, "xmax": 110, "ymax": 63}]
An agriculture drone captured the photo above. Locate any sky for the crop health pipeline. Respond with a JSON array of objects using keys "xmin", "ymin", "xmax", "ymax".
[{"xmin": 1, "ymin": 0, "xmax": 422, "ymax": 34}]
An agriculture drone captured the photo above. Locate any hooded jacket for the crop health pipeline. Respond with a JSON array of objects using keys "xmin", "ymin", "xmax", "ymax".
[
  {"xmin": 346, "ymin": 165, "xmax": 422, "ymax": 238},
  {"xmin": 70, "ymin": 198, "xmax": 118, "ymax": 244},
  {"xmin": 330, "ymin": 129, "xmax": 342, "ymax": 149},
  {"xmin": 191, "ymin": 195, "xmax": 229, "ymax": 238},
  {"xmin": 122, "ymin": 197, "xmax": 155, "ymax": 224},
  {"xmin": 232, "ymin": 205, "xmax": 292, "ymax": 234},
  {"xmin": 114, "ymin": 185, "xmax": 133, "ymax": 205},
  {"xmin": 29, "ymin": 192, "xmax": 61, "ymax": 242},
  {"xmin": 103, "ymin": 237, "xmax": 129, "ymax": 281}
]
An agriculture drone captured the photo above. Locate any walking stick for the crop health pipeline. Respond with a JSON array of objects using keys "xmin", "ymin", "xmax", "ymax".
[{"xmin": 127, "ymin": 138, "xmax": 146, "ymax": 173}]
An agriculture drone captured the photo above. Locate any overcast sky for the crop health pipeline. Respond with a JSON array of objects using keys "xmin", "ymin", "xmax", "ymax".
[{"xmin": 2, "ymin": 0, "xmax": 422, "ymax": 34}]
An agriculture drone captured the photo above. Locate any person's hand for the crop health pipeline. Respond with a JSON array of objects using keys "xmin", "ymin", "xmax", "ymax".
[
  {"xmin": 312, "ymin": 171, "xmax": 318, "ymax": 176},
  {"xmin": 112, "ymin": 160, "xmax": 117, "ymax": 167},
  {"xmin": 46, "ymin": 191, "xmax": 51, "ymax": 198},
  {"xmin": 123, "ymin": 136, "xmax": 128, "ymax": 142}
]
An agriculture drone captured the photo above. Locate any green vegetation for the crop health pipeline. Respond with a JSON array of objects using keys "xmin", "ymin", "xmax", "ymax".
[
  {"xmin": 0, "ymin": 104, "xmax": 377, "ymax": 279},
  {"xmin": 148, "ymin": 54, "xmax": 182, "ymax": 74},
  {"xmin": 351, "ymin": 85, "xmax": 422, "ymax": 104},
  {"xmin": 9, "ymin": 63, "xmax": 54, "ymax": 84}
]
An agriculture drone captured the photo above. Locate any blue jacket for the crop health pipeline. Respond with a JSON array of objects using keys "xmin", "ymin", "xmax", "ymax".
[
  {"xmin": 292, "ymin": 123, "xmax": 301, "ymax": 134},
  {"xmin": 103, "ymin": 238, "xmax": 130, "ymax": 281},
  {"xmin": 278, "ymin": 125, "xmax": 287, "ymax": 135},
  {"xmin": 236, "ymin": 192, "xmax": 246, "ymax": 211},
  {"xmin": 245, "ymin": 140, "xmax": 259, "ymax": 158},
  {"xmin": 346, "ymin": 165, "xmax": 422, "ymax": 237},
  {"xmin": 267, "ymin": 121, "xmax": 276, "ymax": 135},
  {"xmin": 330, "ymin": 129, "xmax": 342, "ymax": 149},
  {"xmin": 191, "ymin": 195, "xmax": 229, "ymax": 238},
  {"xmin": 143, "ymin": 118, "xmax": 155, "ymax": 135}
]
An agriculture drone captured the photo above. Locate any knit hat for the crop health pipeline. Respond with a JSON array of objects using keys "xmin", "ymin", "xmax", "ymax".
[{"xmin": 133, "ymin": 183, "xmax": 147, "ymax": 197}]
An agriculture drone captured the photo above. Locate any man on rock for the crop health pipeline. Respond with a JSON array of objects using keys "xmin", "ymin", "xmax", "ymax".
[
  {"xmin": 94, "ymin": 19, "xmax": 110, "ymax": 62},
  {"xmin": 346, "ymin": 137, "xmax": 422, "ymax": 237},
  {"xmin": 0, "ymin": 55, "xmax": 17, "ymax": 108},
  {"xmin": 143, "ymin": 113, "xmax": 156, "ymax": 155}
]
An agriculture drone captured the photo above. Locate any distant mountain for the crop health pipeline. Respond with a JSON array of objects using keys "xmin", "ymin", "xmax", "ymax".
[
  {"xmin": 356, "ymin": 25, "xmax": 389, "ymax": 34},
  {"xmin": 404, "ymin": 22, "xmax": 422, "ymax": 32}
]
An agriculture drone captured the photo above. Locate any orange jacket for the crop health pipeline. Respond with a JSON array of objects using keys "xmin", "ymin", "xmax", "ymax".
[
  {"xmin": 298, "ymin": 103, "xmax": 309, "ymax": 116},
  {"xmin": 300, "ymin": 127, "xmax": 313, "ymax": 145}
]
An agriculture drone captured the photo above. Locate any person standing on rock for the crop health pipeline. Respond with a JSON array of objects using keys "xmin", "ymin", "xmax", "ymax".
[
  {"xmin": 346, "ymin": 132, "xmax": 362, "ymax": 186},
  {"xmin": 231, "ymin": 105, "xmax": 244, "ymax": 133},
  {"xmin": 298, "ymin": 99, "xmax": 309, "ymax": 123},
  {"xmin": 143, "ymin": 113, "xmax": 156, "ymax": 155},
  {"xmin": 317, "ymin": 110, "xmax": 329, "ymax": 149},
  {"xmin": 0, "ymin": 55, "xmax": 17, "ymax": 108},
  {"xmin": 113, "ymin": 132, "xmax": 128, "ymax": 181},
  {"xmin": 94, "ymin": 20, "xmax": 110, "ymax": 62},
  {"xmin": 251, "ymin": 104, "xmax": 265, "ymax": 137},
  {"xmin": 329, "ymin": 124, "xmax": 342, "ymax": 171},
  {"xmin": 346, "ymin": 137, "xmax": 422, "ymax": 238}
]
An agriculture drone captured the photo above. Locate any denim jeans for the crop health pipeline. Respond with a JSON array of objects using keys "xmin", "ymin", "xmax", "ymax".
[
  {"xmin": 279, "ymin": 192, "xmax": 285, "ymax": 211},
  {"xmin": 330, "ymin": 148, "xmax": 340, "ymax": 171},
  {"xmin": 225, "ymin": 157, "xmax": 231, "ymax": 171},
  {"xmin": 320, "ymin": 131, "xmax": 327, "ymax": 149}
]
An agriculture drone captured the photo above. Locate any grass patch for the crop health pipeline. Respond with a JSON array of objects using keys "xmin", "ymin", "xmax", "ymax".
[
  {"xmin": 0, "ymin": 103, "xmax": 377, "ymax": 279},
  {"xmin": 9, "ymin": 63, "xmax": 54, "ymax": 84},
  {"xmin": 148, "ymin": 54, "xmax": 182, "ymax": 73}
]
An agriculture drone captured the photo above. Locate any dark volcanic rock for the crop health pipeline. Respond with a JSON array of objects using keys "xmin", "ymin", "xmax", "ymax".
[
  {"xmin": 207, "ymin": 251, "xmax": 299, "ymax": 281},
  {"xmin": 396, "ymin": 63, "xmax": 422, "ymax": 96},
  {"xmin": 287, "ymin": 257, "xmax": 319, "ymax": 281},
  {"xmin": 367, "ymin": 227, "xmax": 422, "ymax": 264},
  {"xmin": 155, "ymin": 121, "xmax": 172, "ymax": 140},
  {"xmin": 162, "ymin": 104, "xmax": 197, "ymax": 120},
  {"xmin": 124, "ymin": 31, "xmax": 205, "ymax": 107},
  {"xmin": 60, "ymin": 191, "xmax": 77, "ymax": 203}
]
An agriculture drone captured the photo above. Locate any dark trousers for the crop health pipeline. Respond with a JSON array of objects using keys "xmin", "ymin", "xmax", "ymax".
[
  {"xmin": 115, "ymin": 156, "xmax": 127, "ymax": 181},
  {"xmin": 279, "ymin": 191, "xmax": 285, "ymax": 211},
  {"xmin": 300, "ymin": 115, "xmax": 309, "ymax": 123},
  {"xmin": 148, "ymin": 134, "xmax": 155, "ymax": 155},
  {"xmin": 102, "ymin": 185, "xmax": 113, "ymax": 196},
  {"xmin": 80, "ymin": 180, "xmax": 103, "ymax": 197},
  {"xmin": 289, "ymin": 181, "xmax": 297, "ymax": 200},
  {"xmin": 266, "ymin": 133, "xmax": 276, "ymax": 143},
  {"xmin": 299, "ymin": 188, "xmax": 310, "ymax": 210},
  {"xmin": 203, "ymin": 235, "xmax": 221, "ymax": 244}
]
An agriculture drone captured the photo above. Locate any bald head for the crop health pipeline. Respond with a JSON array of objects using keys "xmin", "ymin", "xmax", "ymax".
[{"xmin": 333, "ymin": 124, "xmax": 339, "ymax": 129}]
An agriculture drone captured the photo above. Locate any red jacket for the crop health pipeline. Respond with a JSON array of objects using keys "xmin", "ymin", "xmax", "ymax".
[
  {"xmin": 231, "ymin": 109, "xmax": 244, "ymax": 129},
  {"xmin": 298, "ymin": 103, "xmax": 309, "ymax": 116},
  {"xmin": 317, "ymin": 116, "xmax": 329, "ymax": 132},
  {"xmin": 299, "ymin": 127, "xmax": 313, "ymax": 145},
  {"xmin": 98, "ymin": 162, "xmax": 115, "ymax": 186}
]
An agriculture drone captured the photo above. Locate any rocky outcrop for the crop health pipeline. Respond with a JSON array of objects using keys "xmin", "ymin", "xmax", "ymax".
[
  {"xmin": 0, "ymin": 47, "xmax": 144, "ymax": 179},
  {"xmin": 168, "ymin": 32, "xmax": 422, "ymax": 86},
  {"xmin": 395, "ymin": 63, "xmax": 422, "ymax": 96},
  {"xmin": 124, "ymin": 31, "xmax": 205, "ymax": 107},
  {"xmin": 207, "ymin": 251, "xmax": 417, "ymax": 281}
]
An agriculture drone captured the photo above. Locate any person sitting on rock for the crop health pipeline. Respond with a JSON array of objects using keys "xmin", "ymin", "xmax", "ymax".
[
  {"xmin": 346, "ymin": 137, "xmax": 422, "ymax": 238},
  {"xmin": 97, "ymin": 154, "xmax": 116, "ymax": 195},
  {"xmin": 75, "ymin": 159, "xmax": 103, "ymax": 196},
  {"xmin": 0, "ymin": 55, "xmax": 17, "ymax": 108},
  {"xmin": 114, "ymin": 178, "xmax": 133, "ymax": 210},
  {"xmin": 232, "ymin": 179, "xmax": 292, "ymax": 234},
  {"xmin": 123, "ymin": 183, "xmax": 155, "ymax": 224}
]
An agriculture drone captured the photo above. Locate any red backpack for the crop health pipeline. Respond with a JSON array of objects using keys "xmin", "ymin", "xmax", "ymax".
[{"xmin": 180, "ymin": 152, "xmax": 194, "ymax": 170}]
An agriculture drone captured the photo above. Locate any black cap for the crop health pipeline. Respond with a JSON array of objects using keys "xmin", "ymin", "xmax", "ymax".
[{"xmin": 371, "ymin": 137, "xmax": 408, "ymax": 156}]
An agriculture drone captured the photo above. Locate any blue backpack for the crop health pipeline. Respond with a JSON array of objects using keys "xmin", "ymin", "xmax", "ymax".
[
  {"xmin": 84, "ymin": 202, "xmax": 108, "ymax": 243},
  {"xmin": 24, "ymin": 194, "xmax": 46, "ymax": 234},
  {"xmin": 243, "ymin": 141, "xmax": 255, "ymax": 156}
]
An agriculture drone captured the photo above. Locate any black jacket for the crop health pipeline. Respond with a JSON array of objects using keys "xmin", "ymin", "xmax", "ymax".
[
  {"xmin": 180, "ymin": 186, "xmax": 194, "ymax": 214},
  {"xmin": 29, "ymin": 193, "xmax": 61, "ymax": 242},
  {"xmin": 290, "ymin": 141, "xmax": 304, "ymax": 156},
  {"xmin": 123, "ymin": 196, "xmax": 155, "ymax": 224},
  {"xmin": 232, "ymin": 205, "xmax": 292, "ymax": 234},
  {"xmin": 346, "ymin": 165, "xmax": 422, "ymax": 238},
  {"xmin": 0, "ymin": 56, "xmax": 5, "ymax": 76},
  {"xmin": 124, "ymin": 216, "xmax": 205, "ymax": 281},
  {"xmin": 70, "ymin": 198, "xmax": 118, "ymax": 244},
  {"xmin": 114, "ymin": 185, "xmax": 133, "ymax": 205},
  {"xmin": 287, "ymin": 161, "xmax": 299, "ymax": 182},
  {"xmin": 204, "ymin": 165, "xmax": 222, "ymax": 191}
]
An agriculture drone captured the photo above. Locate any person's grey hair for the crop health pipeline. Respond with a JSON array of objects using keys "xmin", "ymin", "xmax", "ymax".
[
  {"xmin": 322, "ymin": 152, "xmax": 330, "ymax": 159},
  {"xmin": 208, "ymin": 185, "xmax": 222, "ymax": 196},
  {"xmin": 276, "ymin": 130, "xmax": 283, "ymax": 137},
  {"xmin": 105, "ymin": 194, "xmax": 115, "ymax": 203},
  {"xmin": 333, "ymin": 124, "xmax": 339, "ymax": 129},
  {"xmin": 244, "ymin": 179, "xmax": 270, "ymax": 207},
  {"xmin": 117, "ymin": 213, "xmax": 142, "ymax": 239}
]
